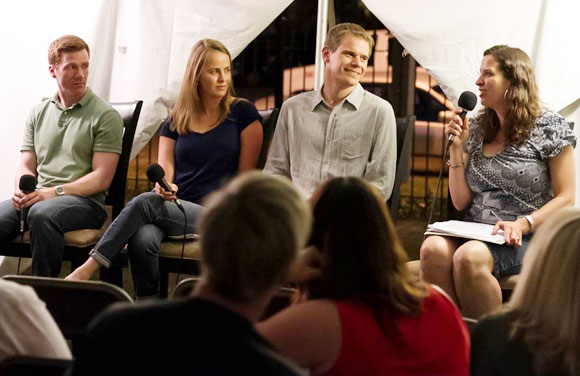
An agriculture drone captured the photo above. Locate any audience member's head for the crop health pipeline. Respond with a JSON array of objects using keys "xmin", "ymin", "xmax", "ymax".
[
  {"xmin": 309, "ymin": 177, "xmax": 426, "ymax": 315},
  {"xmin": 507, "ymin": 207, "xmax": 580, "ymax": 375},
  {"xmin": 324, "ymin": 23, "xmax": 374, "ymax": 54},
  {"xmin": 199, "ymin": 172, "xmax": 311, "ymax": 303},
  {"xmin": 48, "ymin": 35, "xmax": 90, "ymax": 65}
]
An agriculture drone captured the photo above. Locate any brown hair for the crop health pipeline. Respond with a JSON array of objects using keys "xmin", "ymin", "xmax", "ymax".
[
  {"xmin": 507, "ymin": 207, "xmax": 580, "ymax": 375},
  {"xmin": 48, "ymin": 35, "xmax": 90, "ymax": 65},
  {"xmin": 169, "ymin": 39, "xmax": 236, "ymax": 135},
  {"xmin": 309, "ymin": 177, "xmax": 427, "ymax": 326},
  {"xmin": 475, "ymin": 45, "xmax": 541, "ymax": 146},
  {"xmin": 325, "ymin": 23, "xmax": 374, "ymax": 55},
  {"xmin": 199, "ymin": 172, "xmax": 311, "ymax": 302}
]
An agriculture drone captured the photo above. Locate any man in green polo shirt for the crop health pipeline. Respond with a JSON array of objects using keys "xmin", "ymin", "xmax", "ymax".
[{"xmin": 0, "ymin": 35, "xmax": 123, "ymax": 276}]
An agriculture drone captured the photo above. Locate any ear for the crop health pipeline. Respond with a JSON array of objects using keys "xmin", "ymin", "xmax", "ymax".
[
  {"xmin": 322, "ymin": 46, "xmax": 331, "ymax": 64},
  {"xmin": 49, "ymin": 65, "xmax": 56, "ymax": 79}
]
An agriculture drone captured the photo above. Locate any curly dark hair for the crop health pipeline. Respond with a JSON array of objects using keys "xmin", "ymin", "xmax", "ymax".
[{"xmin": 475, "ymin": 45, "xmax": 541, "ymax": 146}]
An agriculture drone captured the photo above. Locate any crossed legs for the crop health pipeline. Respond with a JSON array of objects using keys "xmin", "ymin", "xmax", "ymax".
[{"xmin": 420, "ymin": 236, "xmax": 502, "ymax": 319}]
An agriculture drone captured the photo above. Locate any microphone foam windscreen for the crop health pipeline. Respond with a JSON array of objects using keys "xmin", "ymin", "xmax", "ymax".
[
  {"xmin": 19, "ymin": 174, "xmax": 36, "ymax": 192},
  {"xmin": 146, "ymin": 163, "xmax": 165, "ymax": 183},
  {"xmin": 458, "ymin": 91, "xmax": 477, "ymax": 111}
]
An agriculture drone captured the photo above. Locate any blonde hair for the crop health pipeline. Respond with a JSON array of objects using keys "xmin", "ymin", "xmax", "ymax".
[
  {"xmin": 475, "ymin": 45, "xmax": 541, "ymax": 146},
  {"xmin": 199, "ymin": 172, "xmax": 311, "ymax": 302},
  {"xmin": 325, "ymin": 23, "xmax": 374, "ymax": 55},
  {"xmin": 507, "ymin": 207, "xmax": 580, "ymax": 375},
  {"xmin": 170, "ymin": 39, "xmax": 236, "ymax": 135},
  {"xmin": 48, "ymin": 35, "xmax": 90, "ymax": 65}
]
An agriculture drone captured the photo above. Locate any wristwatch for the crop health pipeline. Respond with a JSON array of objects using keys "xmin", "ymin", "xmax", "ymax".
[{"xmin": 55, "ymin": 185, "xmax": 65, "ymax": 197}]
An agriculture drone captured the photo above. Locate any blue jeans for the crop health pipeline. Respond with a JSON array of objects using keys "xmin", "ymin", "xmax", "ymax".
[
  {"xmin": 0, "ymin": 196, "xmax": 107, "ymax": 276},
  {"xmin": 89, "ymin": 192, "xmax": 203, "ymax": 298},
  {"xmin": 485, "ymin": 234, "xmax": 532, "ymax": 278}
]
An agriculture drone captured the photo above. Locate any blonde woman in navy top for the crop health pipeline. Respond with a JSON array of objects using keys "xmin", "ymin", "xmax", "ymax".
[{"xmin": 67, "ymin": 39, "xmax": 263, "ymax": 298}]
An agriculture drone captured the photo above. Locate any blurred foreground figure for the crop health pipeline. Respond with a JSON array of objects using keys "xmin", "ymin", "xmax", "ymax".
[{"xmin": 72, "ymin": 172, "xmax": 311, "ymax": 376}]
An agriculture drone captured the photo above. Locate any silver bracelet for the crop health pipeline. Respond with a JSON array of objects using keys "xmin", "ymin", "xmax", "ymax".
[{"xmin": 524, "ymin": 215, "xmax": 535, "ymax": 233}]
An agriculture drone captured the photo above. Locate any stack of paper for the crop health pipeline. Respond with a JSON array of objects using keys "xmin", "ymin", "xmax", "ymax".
[{"xmin": 425, "ymin": 220, "xmax": 506, "ymax": 244}]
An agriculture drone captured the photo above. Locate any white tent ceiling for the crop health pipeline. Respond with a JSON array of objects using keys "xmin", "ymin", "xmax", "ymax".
[{"xmin": 1, "ymin": 0, "xmax": 578, "ymax": 202}]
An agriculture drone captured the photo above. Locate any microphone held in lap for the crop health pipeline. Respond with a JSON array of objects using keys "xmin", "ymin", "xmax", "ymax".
[
  {"xmin": 146, "ymin": 163, "xmax": 185, "ymax": 213},
  {"xmin": 19, "ymin": 174, "xmax": 36, "ymax": 233}
]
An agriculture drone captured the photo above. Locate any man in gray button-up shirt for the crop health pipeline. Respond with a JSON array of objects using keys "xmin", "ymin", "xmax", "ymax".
[{"xmin": 264, "ymin": 23, "xmax": 396, "ymax": 199}]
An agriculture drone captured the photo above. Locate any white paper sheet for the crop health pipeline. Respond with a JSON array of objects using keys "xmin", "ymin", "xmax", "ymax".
[{"xmin": 425, "ymin": 220, "xmax": 506, "ymax": 244}]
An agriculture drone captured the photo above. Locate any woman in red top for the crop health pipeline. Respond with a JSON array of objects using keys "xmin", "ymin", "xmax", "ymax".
[{"xmin": 258, "ymin": 177, "xmax": 470, "ymax": 375}]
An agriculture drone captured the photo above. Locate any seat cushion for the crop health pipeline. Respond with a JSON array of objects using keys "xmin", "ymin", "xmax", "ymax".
[
  {"xmin": 11, "ymin": 206, "xmax": 113, "ymax": 248},
  {"xmin": 158, "ymin": 240, "xmax": 201, "ymax": 259}
]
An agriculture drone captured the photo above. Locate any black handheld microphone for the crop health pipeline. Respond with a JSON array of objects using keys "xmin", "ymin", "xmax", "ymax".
[
  {"xmin": 146, "ymin": 164, "xmax": 185, "ymax": 213},
  {"xmin": 447, "ymin": 91, "xmax": 478, "ymax": 147},
  {"xmin": 19, "ymin": 175, "xmax": 36, "ymax": 233}
]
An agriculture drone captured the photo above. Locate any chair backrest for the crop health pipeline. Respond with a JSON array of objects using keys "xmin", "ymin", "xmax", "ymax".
[
  {"xmin": 2, "ymin": 275, "xmax": 133, "ymax": 340},
  {"xmin": 107, "ymin": 101, "xmax": 143, "ymax": 218},
  {"xmin": 171, "ymin": 277, "xmax": 198, "ymax": 298},
  {"xmin": 0, "ymin": 356, "xmax": 72, "ymax": 376},
  {"xmin": 256, "ymin": 108, "xmax": 280, "ymax": 169},
  {"xmin": 171, "ymin": 277, "xmax": 295, "ymax": 320},
  {"xmin": 260, "ymin": 286, "xmax": 296, "ymax": 320},
  {"xmin": 388, "ymin": 115, "xmax": 416, "ymax": 221}
]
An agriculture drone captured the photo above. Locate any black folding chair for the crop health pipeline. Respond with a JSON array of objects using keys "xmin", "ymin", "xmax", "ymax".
[
  {"xmin": 0, "ymin": 355, "xmax": 72, "ymax": 376},
  {"xmin": 388, "ymin": 115, "xmax": 416, "ymax": 221},
  {"xmin": 2, "ymin": 275, "xmax": 132, "ymax": 346},
  {"xmin": 0, "ymin": 101, "xmax": 143, "ymax": 278}
]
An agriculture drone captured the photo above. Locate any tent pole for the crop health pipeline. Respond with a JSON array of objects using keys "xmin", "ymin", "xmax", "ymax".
[{"xmin": 314, "ymin": 0, "xmax": 329, "ymax": 91}]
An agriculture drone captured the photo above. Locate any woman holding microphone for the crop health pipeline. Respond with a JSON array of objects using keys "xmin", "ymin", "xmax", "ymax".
[
  {"xmin": 420, "ymin": 45, "xmax": 575, "ymax": 319},
  {"xmin": 67, "ymin": 39, "xmax": 263, "ymax": 298}
]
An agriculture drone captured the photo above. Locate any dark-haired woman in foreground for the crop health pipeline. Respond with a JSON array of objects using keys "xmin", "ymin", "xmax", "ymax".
[
  {"xmin": 67, "ymin": 39, "xmax": 262, "ymax": 298},
  {"xmin": 420, "ymin": 45, "xmax": 575, "ymax": 319},
  {"xmin": 258, "ymin": 177, "xmax": 469, "ymax": 375}
]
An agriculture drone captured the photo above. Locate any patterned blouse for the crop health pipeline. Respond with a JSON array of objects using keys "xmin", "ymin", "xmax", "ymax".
[{"xmin": 464, "ymin": 111, "xmax": 576, "ymax": 224}]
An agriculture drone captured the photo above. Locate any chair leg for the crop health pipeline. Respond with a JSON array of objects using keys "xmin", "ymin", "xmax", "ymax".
[
  {"xmin": 159, "ymin": 267, "xmax": 169, "ymax": 299},
  {"xmin": 101, "ymin": 266, "xmax": 124, "ymax": 287}
]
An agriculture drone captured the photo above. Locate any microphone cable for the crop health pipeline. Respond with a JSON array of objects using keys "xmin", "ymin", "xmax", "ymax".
[
  {"xmin": 175, "ymin": 206, "xmax": 187, "ymax": 289},
  {"xmin": 426, "ymin": 140, "xmax": 451, "ymax": 230},
  {"xmin": 145, "ymin": 163, "xmax": 189, "ymax": 293},
  {"xmin": 426, "ymin": 91, "xmax": 476, "ymax": 231}
]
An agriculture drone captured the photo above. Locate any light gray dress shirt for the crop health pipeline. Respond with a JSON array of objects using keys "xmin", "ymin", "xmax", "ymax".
[{"xmin": 264, "ymin": 84, "xmax": 397, "ymax": 199}]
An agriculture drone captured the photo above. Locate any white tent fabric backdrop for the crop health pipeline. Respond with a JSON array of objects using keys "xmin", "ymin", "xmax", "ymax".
[
  {"xmin": 0, "ymin": 0, "xmax": 291, "ymax": 272},
  {"xmin": 0, "ymin": 0, "xmax": 292, "ymax": 200},
  {"xmin": 92, "ymin": 0, "xmax": 294, "ymax": 160},
  {"xmin": 0, "ymin": 0, "xmax": 578, "ymax": 202},
  {"xmin": 363, "ymin": 0, "xmax": 580, "ymax": 203}
]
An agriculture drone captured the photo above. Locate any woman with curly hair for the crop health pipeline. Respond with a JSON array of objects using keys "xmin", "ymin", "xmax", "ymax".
[
  {"xmin": 420, "ymin": 45, "xmax": 576, "ymax": 319},
  {"xmin": 471, "ymin": 207, "xmax": 580, "ymax": 375},
  {"xmin": 258, "ymin": 177, "xmax": 470, "ymax": 375}
]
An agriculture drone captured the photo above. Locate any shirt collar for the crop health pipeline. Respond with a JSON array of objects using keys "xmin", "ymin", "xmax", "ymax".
[
  {"xmin": 310, "ymin": 83, "xmax": 364, "ymax": 111},
  {"xmin": 50, "ymin": 87, "xmax": 93, "ymax": 110}
]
